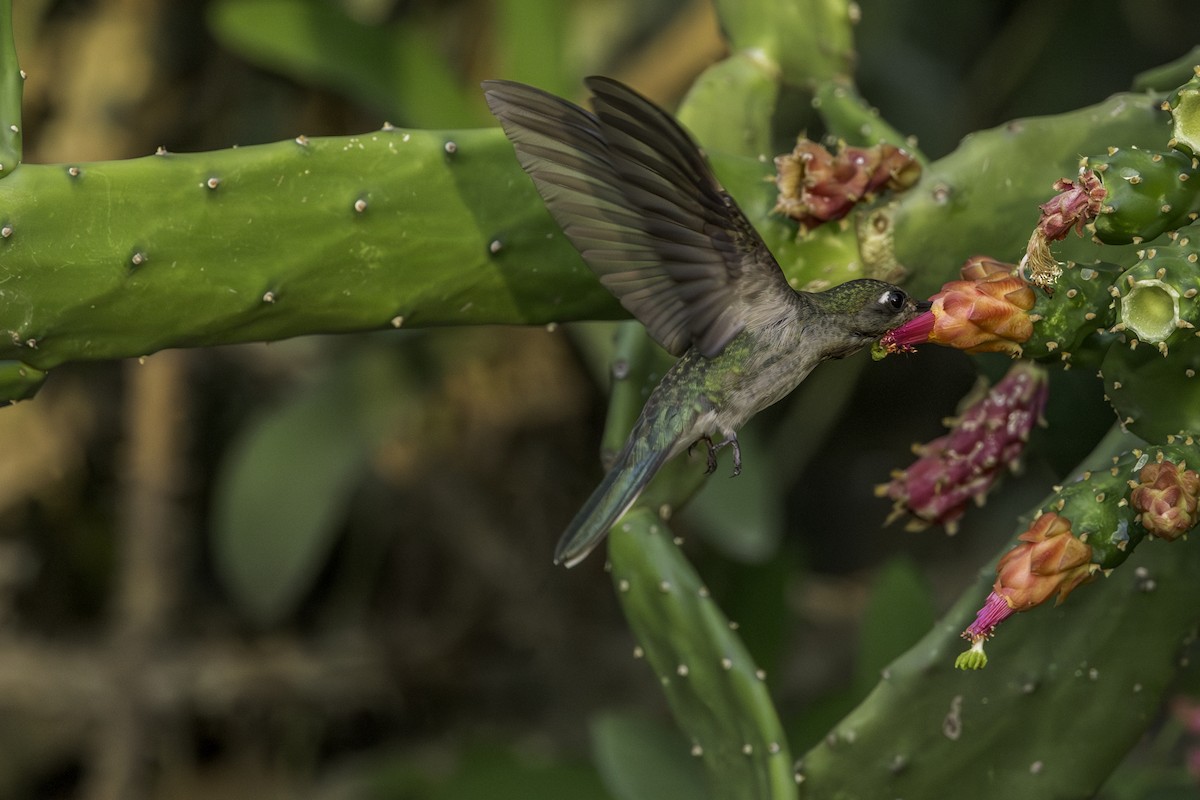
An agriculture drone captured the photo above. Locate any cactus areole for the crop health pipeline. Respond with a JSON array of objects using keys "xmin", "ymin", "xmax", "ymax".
[{"xmin": 1120, "ymin": 279, "xmax": 1181, "ymax": 343}]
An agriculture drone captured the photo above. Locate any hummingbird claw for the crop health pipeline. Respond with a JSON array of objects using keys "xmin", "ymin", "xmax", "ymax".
[
  {"xmin": 702, "ymin": 434, "xmax": 741, "ymax": 477},
  {"xmin": 689, "ymin": 436, "xmax": 720, "ymax": 473},
  {"xmin": 728, "ymin": 435, "xmax": 742, "ymax": 477}
]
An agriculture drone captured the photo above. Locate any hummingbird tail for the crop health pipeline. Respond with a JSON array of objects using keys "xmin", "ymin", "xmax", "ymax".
[{"xmin": 555, "ymin": 445, "xmax": 670, "ymax": 568}]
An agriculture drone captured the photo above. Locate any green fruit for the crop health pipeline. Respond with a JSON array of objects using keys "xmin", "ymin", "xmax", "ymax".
[{"xmin": 1088, "ymin": 147, "xmax": 1200, "ymax": 245}]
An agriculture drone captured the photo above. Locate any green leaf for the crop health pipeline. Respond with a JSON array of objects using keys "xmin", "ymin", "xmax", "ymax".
[
  {"xmin": 590, "ymin": 712, "xmax": 710, "ymax": 800},
  {"xmin": 211, "ymin": 347, "xmax": 404, "ymax": 625}
]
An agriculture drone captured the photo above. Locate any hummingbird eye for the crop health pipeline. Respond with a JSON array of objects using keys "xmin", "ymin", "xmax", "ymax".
[{"xmin": 878, "ymin": 289, "xmax": 907, "ymax": 312}]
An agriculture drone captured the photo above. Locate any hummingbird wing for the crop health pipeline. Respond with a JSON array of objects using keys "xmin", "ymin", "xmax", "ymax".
[{"xmin": 483, "ymin": 77, "xmax": 791, "ymax": 358}]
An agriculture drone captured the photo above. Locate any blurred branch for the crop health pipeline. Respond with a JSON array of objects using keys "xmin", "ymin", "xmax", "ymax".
[
  {"xmin": 82, "ymin": 352, "xmax": 192, "ymax": 800},
  {"xmin": 0, "ymin": 635, "xmax": 396, "ymax": 719}
]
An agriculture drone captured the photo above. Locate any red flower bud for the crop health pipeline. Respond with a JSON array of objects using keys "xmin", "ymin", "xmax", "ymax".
[{"xmin": 773, "ymin": 139, "xmax": 919, "ymax": 229}]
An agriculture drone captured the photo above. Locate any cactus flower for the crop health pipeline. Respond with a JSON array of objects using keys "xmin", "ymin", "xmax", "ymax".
[
  {"xmin": 879, "ymin": 362, "xmax": 1049, "ymax": 533},
  {"xmin": 1130, "ymin": 457, "xmax": 1200, "ymax": 541},
  {"xmin": 1036, "ymin": 171, "xmax": 1106, "ymax": 241},
  {"xmin": 1021, "ymin": 169, "xmax": 1107, "ymax": 293},
  {"xmin": 773, "ymin": 139, "xmax": 919, "ymax": 229},
  {"xmin": 956, "ymin": 512, "xmax": 1097, "ymax": 669},
  {"xmin": 878, "ymin": 256, "xmax": 1036, "ymax": 355}
]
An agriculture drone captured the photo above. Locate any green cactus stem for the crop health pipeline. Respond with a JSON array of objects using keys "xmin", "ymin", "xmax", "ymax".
[
  {"xmin": 1087, "ymin": 147, "xmax": 1200, "ymax": 245},
  {"xmin": 0, "ymin": 86, "xmax": 1173, "ymax": 404},
  {"xmin": 1165, "ymin": 66, "xmax": 1200, "ymax": 157},
  {"xmin": 1110, "ymin": 233, "xmax": 1200, "ymax": 347},
  {"xmin": 677, "ymin": 52, "xmax": 781, "ymax": 159},
  {"xmin": 954, "ymin": 441, "xmax": 1200, "ymax": 670},
  {"xmin": 891, "ymin": 91, "xmax": 1168, "ymax": 298},
  {"xmin": 812, "ymin": 80, "xmax": 926, "ymax": 162},
  {"xmin": 1021, "ymin": 260, "xmax": 1121, "ymax": 366},
  {"xmin": 1102, "ymin": 329, "xmax": 1200, "ymax": 443},
  {"xmin": 797, "ymin": 431, "xmax": 1200, "ymax": 799},
  {"xmin": 0, "ymin": 128, "xmax": 628, "ymax": 372},
  {"xmin": 0, "ymin": 0, "xmax": 21, "ymax": 179},
  {"xmin": 711, "ymin": 0, "xmax": 854, "ymax": 89},
  {"xmin": 1049, "ymin": 444, "xmax": 1200, "ymax": 569},
  {"xmin": 608, "ymin": 507, "xmax": 796, "ymax": 800}
]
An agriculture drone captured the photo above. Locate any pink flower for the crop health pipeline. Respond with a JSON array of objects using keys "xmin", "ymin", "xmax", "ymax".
[
  {"xmin": 1036, "ymin": 171, "xmax": 1105, "ymax": 241},
  {"xmin": 880, "ymin": 362, "xmax": 1049, "ymax": 532},
  {"xmin": 773, "ymin": 139, "xmax": 920, "ymax": 229}
]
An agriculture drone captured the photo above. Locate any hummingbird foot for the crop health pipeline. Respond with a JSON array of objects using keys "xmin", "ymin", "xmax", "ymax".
[
  {"xmin": 728, "ymin": 436, "xmax": 743, "ymax": 477},
  {"xmin": 693, "ymin": 436, "xmax": 719, "ymax": 474},
  {"xmin": 711, "ymin": 434, "xmax": 742, "ymax": 477}
]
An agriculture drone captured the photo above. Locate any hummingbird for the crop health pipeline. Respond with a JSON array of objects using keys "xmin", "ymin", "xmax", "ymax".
[{"xmin": 483, "ymin": 77, "xmax": 929, "ymax": 567}]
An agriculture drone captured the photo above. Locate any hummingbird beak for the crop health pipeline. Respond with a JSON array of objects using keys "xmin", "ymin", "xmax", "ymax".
[{"xmin": 915, "ymin": 299, "xmax": 933, "ymax": 312}]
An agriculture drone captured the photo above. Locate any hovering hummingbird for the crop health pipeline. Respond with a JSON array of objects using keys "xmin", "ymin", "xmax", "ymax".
[{"xmin": 483, "ymin": 77, "xmax": 929, "ymax": 567}]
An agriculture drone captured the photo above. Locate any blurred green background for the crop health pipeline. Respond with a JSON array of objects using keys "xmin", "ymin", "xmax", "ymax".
[{"xmin": 0, "ymin": 0, "xmax": 1197, "ymax": 798}]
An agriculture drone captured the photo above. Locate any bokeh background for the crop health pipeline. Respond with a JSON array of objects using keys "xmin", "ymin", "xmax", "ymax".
[{"xmin": 1, "ymin": 0, "xmax": 1197, "ymax": 798}]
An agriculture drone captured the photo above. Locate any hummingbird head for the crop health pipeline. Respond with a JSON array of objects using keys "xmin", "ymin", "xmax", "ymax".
[{"xmin": 815, "ymin": 278, "xmax": 932, "ymax": 343}]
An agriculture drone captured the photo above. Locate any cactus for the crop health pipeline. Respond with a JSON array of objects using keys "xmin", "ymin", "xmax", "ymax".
[
  {"xmin": 1110, "ymin": 233, "xmax": 1200, "ymax": 346},
  {"xmin": 1165, "ymin": 66, "xmax": 1200, "ymax": 157},
  {"xmin": 1021, "ymin": 260, "xmax": 1122, "ymax": 366},
  {"xmin": 798, "ymin": 429, "xmax": 1200, "ymax": 797},
  {"xmin": 1101, "ymin": 324, "xmax": 1200, "ymax": 442},
  {"xmin": 0, "ymin": 1, "xmax": 19, "ymax": 180},
  {"xmin": 796, "ymin": 491, "xmax": 1200, "ymax": 798},
  {"xmin": 608, "ymin": 508, "xmax": 795, "ymax": 800},
  {"xmin": 1096, "ymin": 228, "xmax": 1200, "ymax": 441},
  {"xmin": 1086, "ymin": 147, "xmax": 1200, "ymax": 245},
  {"xmin": 0, "ymin": 129, "xmax": 628, "ymax": 375}
]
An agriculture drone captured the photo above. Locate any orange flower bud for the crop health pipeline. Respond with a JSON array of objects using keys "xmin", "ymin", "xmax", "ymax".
[
  {"xmin": 878, "ymin": 256, "xmax": 1036, "ymax": 356},
  {"xmin": 928, "ymin": 257, "xmax": 1036, "ymax": 355},
  {"xmin": 957, "ymin": 512, "xmax": 1096, "ymax": 669},
  {"xmin": 994, "ymin": 512, "xmax": 1095, "ymax": 610},
  {"xmin": 1130, "ymin": 459, "xmax": 1200, "ymax": 541}
]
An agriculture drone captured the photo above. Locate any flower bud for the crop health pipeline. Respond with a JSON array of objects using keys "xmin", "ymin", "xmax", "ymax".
[
  {"xmin": 773, "ymin": 139, "xmax": 919, "ymax": 229},
  {"xmin": 1130, "ymin": 457, "xmax": 1200, "ymax": 541},
  {"xmin": 878, "ymin": 256, "xmax": 1036, "ymax": 355},
  {"xmin": 956, "ymin": 512, "xmax": 1096, "ymax": 670}
]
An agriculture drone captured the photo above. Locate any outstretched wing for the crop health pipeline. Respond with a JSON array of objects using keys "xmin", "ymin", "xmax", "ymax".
[{"xmin": 483, "ymin": 76, "xmax": 791, "ymax": 358}]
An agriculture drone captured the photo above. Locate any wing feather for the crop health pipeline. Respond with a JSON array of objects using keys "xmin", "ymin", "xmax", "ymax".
[{"xmin": 483, "ymin": 76, "xmax": 791, "ymax": 357}]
